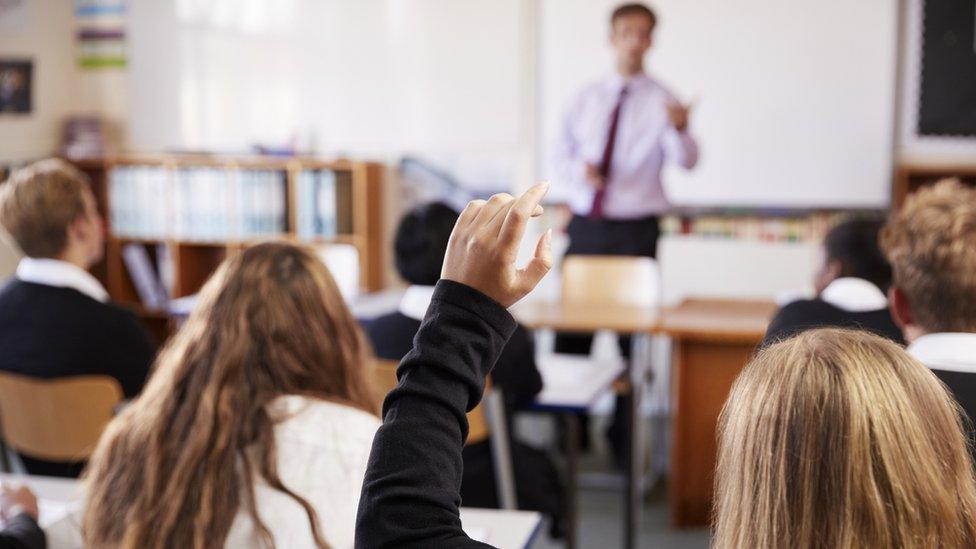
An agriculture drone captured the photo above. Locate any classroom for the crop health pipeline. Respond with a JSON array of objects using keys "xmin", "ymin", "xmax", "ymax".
[{"xmin": 0, "ymin": 0, "xmax": 974, "ymax": 547}]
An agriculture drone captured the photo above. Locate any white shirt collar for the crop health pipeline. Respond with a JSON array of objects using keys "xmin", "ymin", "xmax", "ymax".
[
  {"xmin": 15, "ymin": 257, "xmax": 109, "ymax": 303},
  {"xmin": 908, "ymin": 333, "xmax": 976, "ymax": 374},
  {"xmin": 398, "ymin": 285, "xmax": 436, "ymax": 321},
  {"xmin": 819, "ymin": 277, "xmax": 888, "ymax": 313}
]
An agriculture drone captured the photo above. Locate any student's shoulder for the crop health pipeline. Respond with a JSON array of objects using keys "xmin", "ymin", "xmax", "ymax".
[{"xmin": 270, "ymin": 395, "xmax": 381, "ymax": 449}]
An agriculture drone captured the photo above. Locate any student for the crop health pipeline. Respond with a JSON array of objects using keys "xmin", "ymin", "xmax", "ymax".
[
  {"xmin": 880, "ymin": 179, "xmax": 976, "ymax": 429},
  {"xmin": 357, "ymin": 184, "xmax": 554, "ymax": 547},
  {"xmin": 0, "ymin": 159, "xmax": 155, "ymax": 477},
  {"xmin": 363, "ymin": 202, "xmax": 562, "ymax": 534},
  {"xmin": 713, "ymin": 329, "xmax": 976, "ymax": 548},
  {"xmin": 763, "ymin": 218, "xmax": 903, "ymax": 346},
  {"xmin": 0, "ymin": 484, "xmax": 45, "ymax": 549},
  {"xmin": 82, "ymin": 242, "xmax": 380, "ymax": 548}
]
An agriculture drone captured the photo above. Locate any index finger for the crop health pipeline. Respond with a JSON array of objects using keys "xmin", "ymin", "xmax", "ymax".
[{"xmin": 499, "ymin": 182, "xmax": 550, "ymax": 249}]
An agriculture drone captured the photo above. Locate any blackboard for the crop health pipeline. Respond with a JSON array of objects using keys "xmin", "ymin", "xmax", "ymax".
[{"xmin": 918, "ymin": 0, "xmax": 976, "ymax": 137}]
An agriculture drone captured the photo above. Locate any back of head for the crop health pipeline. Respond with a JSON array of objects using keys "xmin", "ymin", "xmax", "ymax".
[
  {"xmin": 83, "ymin": 241, "xmax": 375, "ymax": 548},
  {"xmin": 824, "ymin": 217, "xmax": 891, "ymax": 291},
  {"xmin": 714, "ymin": 328, "xmax": 976, "ymax": 548},
  {"xmin": 880, "ymin": 179, "xmax": 976, "ymax": 332},
  {"xmin": 0, "ymin": 159, "xmax": 90, "ymax": 258},
  {"xmin": 394, "ymin": 202, "xmax": 459, "ymax": 286}
]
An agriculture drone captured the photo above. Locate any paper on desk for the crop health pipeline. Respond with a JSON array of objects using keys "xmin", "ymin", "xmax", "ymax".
[{"xmin": 465, "ymin": 527, "xmax": 490, "ymax": 544}]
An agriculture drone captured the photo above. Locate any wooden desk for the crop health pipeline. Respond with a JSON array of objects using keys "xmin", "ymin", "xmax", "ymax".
[{"xmin": 659, "ymin": 298, "xmax": 776, "ymax": 528}]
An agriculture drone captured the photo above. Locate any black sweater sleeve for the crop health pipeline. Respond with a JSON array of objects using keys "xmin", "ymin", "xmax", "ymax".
[
  {"xmin": 491, "ymin": 325, "xmax": 543, "ymax": 408},
  {"xmin": 0, "ymin": 513, "xmax": 45, "ymax": 549},
  {"xmin": 356, "ymin": 280, "xmax": 517, "ymax": 549},
  {"xmin": 104, "ymin": 308, "xmax": 156, "ymax": 398}
]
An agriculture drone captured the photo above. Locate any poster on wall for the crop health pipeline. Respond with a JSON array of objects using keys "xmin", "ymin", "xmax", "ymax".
[
  {"xmin": 917, "ymin": 0, "xmax": 976, "ymax": 137},
  {"xmin": 75, "ymin": 0, "xmax": 127, "ymax": 69},
  {"xmin": 0, "ymin": 59, "xmax": 32, "ymax": 114},
  {"xmin": 0, "ymin": 0, "xmax": 30, "ymax": 32}
]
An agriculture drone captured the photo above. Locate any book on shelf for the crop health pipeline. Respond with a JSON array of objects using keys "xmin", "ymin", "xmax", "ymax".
[
  {"xmin": 121, "ymin": 243, "xmax": 169, "ymax": 311},
  {"xmin": 109, "ymin": 165, "xmax": 288, "ymax": 241},
  {"xmin": 295, "ymin": 169, "xmax": 354, "ymax": 240}
]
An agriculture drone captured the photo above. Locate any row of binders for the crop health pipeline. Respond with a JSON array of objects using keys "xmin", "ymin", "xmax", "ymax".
[
  {"xmin": 109, "ymin": 165, "xmax": 352, "ymax": 241},
  {"xmin": 109, "ymin": 166, "xmax": 287, "ymax": 240}
]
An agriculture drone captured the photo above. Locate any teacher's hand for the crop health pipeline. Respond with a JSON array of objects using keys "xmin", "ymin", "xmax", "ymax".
[
  {"xmin": 584, "ymin": 163, "xmax": 606, "ymax": 190},
  {"xmin": 666, "ymin": 99, "xmax": 694, "ymax": 132},
  {"xmin": 442, "ymin": 183, "xmax": 553, "ymax": 308}
]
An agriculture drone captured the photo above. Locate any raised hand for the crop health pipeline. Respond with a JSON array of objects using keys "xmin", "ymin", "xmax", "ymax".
[
  {"xmin": 441, "ymin": 182, "xmax": 553, "ymax": 308},
  {"xmin": 666, "ymin": 99, "xmax": 694, "ymax": 132}
]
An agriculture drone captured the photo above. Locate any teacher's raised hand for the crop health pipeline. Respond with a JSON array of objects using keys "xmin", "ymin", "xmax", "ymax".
[{"xmin": 441, "ymin": 182, "xmax": 553, "ymax": 308}]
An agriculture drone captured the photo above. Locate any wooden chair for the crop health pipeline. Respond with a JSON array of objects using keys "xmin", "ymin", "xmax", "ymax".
[
  {"xmin": 0, "ymin": 373, "xmax": 124, "ymax": 464},
  {"xmin": 371, "ymin": 359, "xmax": 515, "ymax": 507},
  {"xmin": 561, "ymin": 255, "xmax": 660, "ymax": 307}
]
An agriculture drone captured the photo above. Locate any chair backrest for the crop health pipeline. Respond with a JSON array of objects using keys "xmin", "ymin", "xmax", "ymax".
[
  {"xmin": 372, "ymin": 359, "xmax": 490, "ymax": 444},
  {"xmin": 561, "ymin": 255, "xmax": 661, "ymax": 308},
  {"xmin": 0, "ymin": 372, "xmax": 124, "ymax": 462}
]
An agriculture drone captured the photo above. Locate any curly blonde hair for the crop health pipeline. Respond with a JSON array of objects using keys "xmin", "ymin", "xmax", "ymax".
[{"xmin": 880, "ymin": 179, "xmax": 976, "ymax": 332}]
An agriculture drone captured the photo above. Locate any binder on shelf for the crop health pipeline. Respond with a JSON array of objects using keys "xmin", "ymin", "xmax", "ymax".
[{"xmin": 122, "ymin": 243, "xmax": 168, "ymax": 311}]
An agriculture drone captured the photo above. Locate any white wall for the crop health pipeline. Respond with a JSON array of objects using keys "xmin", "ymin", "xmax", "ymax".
[
  {"xmin": 128, "ymin": 0, "xmax": 535, "ymax": 191},
  {"xmin": 0, "ymin": 0, "xmax": 77, "ymax": 162}
]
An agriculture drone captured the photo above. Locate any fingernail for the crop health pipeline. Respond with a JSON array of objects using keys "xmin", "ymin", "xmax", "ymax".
[{"xmin": 545, "ymin": 228, "xmax": 553, "ymax": 244}]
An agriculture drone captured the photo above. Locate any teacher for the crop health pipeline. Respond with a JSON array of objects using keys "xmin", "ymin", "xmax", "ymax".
[{"xmin": 553, "ymin": 2, "xmax": 698, "ymax": 261}]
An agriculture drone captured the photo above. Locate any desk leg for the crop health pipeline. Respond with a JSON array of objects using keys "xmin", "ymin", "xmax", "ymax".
[
  {"xmin": 564, "ymin": 413, "xmax": 579, "ymax": 549},
  {"xmin": 625, "ymin": 333, "xmax": 650, "ymax": 549}
]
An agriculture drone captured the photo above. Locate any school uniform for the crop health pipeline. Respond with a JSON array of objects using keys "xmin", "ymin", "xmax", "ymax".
[
  {"xmin": 763, "ymin": 277, "xmax": 904, "ymax": 347},
  {"xmin": 908, "ymin": 333, "xmax": 976, "ymax": 442},
  {"xmin": 363, "ymin": 286, "xmax": 563, "ymax": 535},
  {"xmin": 357, "ymin": 280, "xmax": 520, "ymax": 547},
  {"xmin": 0, "ymin": 258, "xmax": 155, "ymax": 477},
  {"xmin": 0, "ymin": 514, "xmax": 44, "ymax": 549},
  {"xmin": 46, "ymin": 396, "xmax": 381, "ymax": 549}
]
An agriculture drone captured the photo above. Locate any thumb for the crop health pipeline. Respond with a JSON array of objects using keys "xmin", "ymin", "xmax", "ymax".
[{"xmin": 516, "ymin": 229, "xmax": 553, "ymax": 295}]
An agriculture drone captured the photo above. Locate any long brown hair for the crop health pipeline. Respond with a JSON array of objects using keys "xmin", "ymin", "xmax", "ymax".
[
  {"xmin": 82, "ymin": 241, "xmax": 377, "ymax": 548},
  {"xmin": 714, "ymin": 328, "xmax": 976, "ymax": 548}
]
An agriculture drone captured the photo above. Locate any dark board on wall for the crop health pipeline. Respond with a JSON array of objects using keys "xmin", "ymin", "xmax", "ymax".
[{"xmin": 917, "ymin": 0, "xmax": 976, "ymax": 137}]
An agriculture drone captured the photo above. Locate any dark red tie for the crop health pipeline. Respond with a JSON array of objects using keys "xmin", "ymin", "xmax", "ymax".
[{"xmin": 590, "ymin": 86, "xmax": 628, "ymax": 219}]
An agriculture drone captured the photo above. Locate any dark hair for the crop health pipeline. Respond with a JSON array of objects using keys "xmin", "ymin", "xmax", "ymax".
[
  {"xmin": 611, "ymin": 3, "xmax": 657, "ymax": 29},
  {"xmin": 824, "ymin": 218, "xmax": 892, "ymax": 292},
  {"xmin": 394, "ymin": 202, "xmax": 460, "ymax": 286}
]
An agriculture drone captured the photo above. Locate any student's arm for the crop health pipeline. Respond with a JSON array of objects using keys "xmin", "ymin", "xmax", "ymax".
[
  {"xmin": 356, "ymin": 184, "xmax": 553, "ymax": 549},
  {"xmin": 0, "ymin": 514, "xmax": 45, "ymax": 549}
]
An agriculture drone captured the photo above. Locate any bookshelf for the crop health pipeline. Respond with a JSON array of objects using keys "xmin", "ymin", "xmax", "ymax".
[
  {"xmin": 893, "ymin": 163, "xmax": 976, "ymax": 208},
  {"xmin": 69, "ymin": 155, "xmax": 385, "ymax": 343}
]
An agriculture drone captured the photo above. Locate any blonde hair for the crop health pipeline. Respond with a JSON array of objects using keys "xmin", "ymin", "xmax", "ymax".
[
  {"xmin": 714, "ymin": 328, "xmax": 976, "ymax": 548},
  {"xmin": 880, "ymin": 179, "xmax": 976, "ymax": 332},
  {"xmin": 0, "ymin": 159, "xmax": 91, "ymax": 258},
  {"xmin": 83, "ymin": 241, "xmax": 377, "ymax": 549}
]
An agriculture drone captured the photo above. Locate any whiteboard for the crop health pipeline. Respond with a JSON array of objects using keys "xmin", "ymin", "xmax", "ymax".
[{"xmin": 539, "ymin": 0, "xmax": 899, "ymax": 209}]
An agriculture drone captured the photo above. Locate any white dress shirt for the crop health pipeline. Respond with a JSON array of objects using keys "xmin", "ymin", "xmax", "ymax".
[
  {"xmin": 553, "ymin": 72, "xmax": 699, "ymax": 219},
  {"xmin": 45, "ymin": 396, "xmax": 381, "ymax": 549},
  {"xmin": 908, "ymin": 333, "xmax": 976, "ymax": 374},
  {"xmin": 819, "ymin": 277, "xmax": 889, "ymax": 313},
  {"xmin": 15, "ymin": 257, "xmax": 109, "ymax": 303}
]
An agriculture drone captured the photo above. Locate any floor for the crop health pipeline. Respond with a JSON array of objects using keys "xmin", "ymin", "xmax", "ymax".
[{"xmin": 529, "ymin": 481, "xmax": 709, "ymax": 549}]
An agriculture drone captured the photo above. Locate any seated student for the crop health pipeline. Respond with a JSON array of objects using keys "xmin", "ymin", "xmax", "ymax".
[
  {"xmin": 358, "ymin": 184, "xmax": 557, "ymax": 547},
  {"xmin": 363, "ymin": 202, "xmax": 563, "ymax": 535},
  {"xmin": 880, "ymin": 179, "xmax": 976, "ymax": 430},
  {"xmin": 763, "ymin": 218, "xmax": 903, "ymax": 346},
  {"xmin": 713, "ymin": 329, "xmax": 976, "ymax": 548},
  {"xmin": 0, "ymin": 159, "xmax": 155, "ymax": 477},
  {"xmin": 82, "ymin": 242, "xmax": 380, "ymax": 548},
  {"xmin": 0, "ymin": 484, "xmax": 45, "ymax": 549}
]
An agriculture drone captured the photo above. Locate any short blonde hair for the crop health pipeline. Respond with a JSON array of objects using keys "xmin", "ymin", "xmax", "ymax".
[
  {"xmin": 0, "ymin": 159, "xmax": 91, "ymax": 258},
  {"xmin": 714, "ymin": 328, "xmax": 976, "ymax": 548},
  {"xmin": 880, "ymin": 179, "xmax": 976, "ymax": 332}
]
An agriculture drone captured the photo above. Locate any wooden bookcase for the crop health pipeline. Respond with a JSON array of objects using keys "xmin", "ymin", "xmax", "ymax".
[
  {"xmin": 893, "ymin": 162, "xmax": 976, "ymax": 208},
  {"xmin": 69, "ymin": 155, "xmax": 385, "ymax": 343}
]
